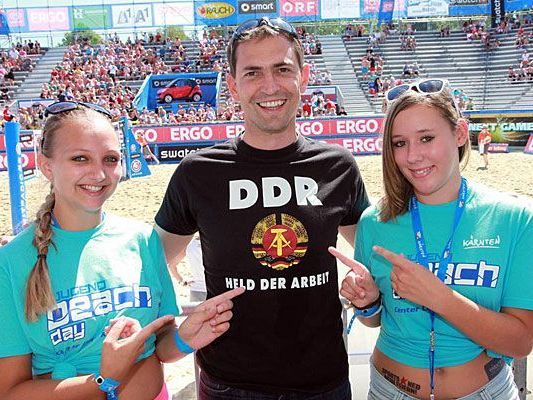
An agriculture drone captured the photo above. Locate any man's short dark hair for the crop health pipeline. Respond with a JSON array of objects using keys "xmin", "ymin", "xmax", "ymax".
[{"xmin": 227, "ymin": 21, "xmax": 304, "ymax": 77}]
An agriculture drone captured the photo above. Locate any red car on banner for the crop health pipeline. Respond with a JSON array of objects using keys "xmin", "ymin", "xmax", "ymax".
[{"xmin": 157, "ymin": 78, "xmax": 203, "ymax": 103}]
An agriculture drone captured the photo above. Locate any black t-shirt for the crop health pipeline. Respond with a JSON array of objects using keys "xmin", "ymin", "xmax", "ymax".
[{"xmin": 156, "ymin": 135, "xmax": 370, "ymax": 394}]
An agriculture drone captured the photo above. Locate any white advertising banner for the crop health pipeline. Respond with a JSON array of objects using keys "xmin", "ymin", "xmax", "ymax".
[
  {"xmin": 321, "ymin": 0, "xmax": 360, "ymax": 19},
  {"xmin": 153, "ymin": 2, "xmax": 195, "ymax": 25},
  {"xmin": 407, "ymin": 0, "xmax": 448, "ymax": 17},
  {"xmin": 112, "ymin": 4, "xmax": 153, "ymax": 28}
]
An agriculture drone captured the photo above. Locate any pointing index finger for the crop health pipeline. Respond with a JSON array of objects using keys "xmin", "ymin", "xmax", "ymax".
[
  {"xmin": 211, "ymin": 286, "xmax": 246, "ymax": 303},
  {"xmin": 137, "ymin": 315, "xmax": 175, "ymax": 342},
  {"xmin": 373, "ymin": 245, "xmax": 406, "ymax": 267},
  {"xmin": 328, "ymin": 246, "xmax": 369, "ymax": 275}
]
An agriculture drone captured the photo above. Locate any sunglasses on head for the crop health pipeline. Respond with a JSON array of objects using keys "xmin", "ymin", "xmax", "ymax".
[
  {"xmin": 44, "ymin": 101, "xmax": 113, "ymax": 119},
  {"xmin": 385, "ymin": 79, "xmax": 449, "ymax": 103},
  {"xmin": 232, "ymin": 17, "xmax": 298, "ymax": 41}
]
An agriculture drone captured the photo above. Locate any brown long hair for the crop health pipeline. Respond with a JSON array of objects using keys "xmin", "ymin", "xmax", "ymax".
[
  {"xmin": 25, "ymin": 108, "xmax": 112, "ymax": 321},
  {"xmin": 378, "ymin": 89, "xmax": 471, "ymax": 222}
]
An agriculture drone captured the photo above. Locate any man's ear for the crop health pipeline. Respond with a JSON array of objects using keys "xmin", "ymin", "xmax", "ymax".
[{"xmin": 227, "ymin": 73, "xmax": 240, "ymax": 102}]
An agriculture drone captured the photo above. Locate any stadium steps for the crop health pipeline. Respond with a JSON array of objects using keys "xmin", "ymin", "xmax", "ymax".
[
  {"xmin": 0, "ymin": 50, "xmax": 46, "ymax": 108},
  {"xmin": 344, "ymin": 28, "xmax": 533, "ymax": 111},
  {"xmin": 13, "ymin": 46, "xmax": 67, "ymax": 103},
  {"xmin": 318, "ymin": 35, "xmax": 375, "ymax": 115}
]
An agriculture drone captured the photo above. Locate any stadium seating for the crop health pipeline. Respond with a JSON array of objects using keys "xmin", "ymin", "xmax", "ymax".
[{"xmin": 9, "ymin": 25, "xmax": 533, "ymax": 122}]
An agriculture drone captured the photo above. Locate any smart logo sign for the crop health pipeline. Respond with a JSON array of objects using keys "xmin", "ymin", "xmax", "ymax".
[
  {"xmin": 280, "ymin": 0, "xmax": 318, "ymax": 16},
  {"xmin": 238, "ymin": 0, "xmax": 277, "ymax": 14}
]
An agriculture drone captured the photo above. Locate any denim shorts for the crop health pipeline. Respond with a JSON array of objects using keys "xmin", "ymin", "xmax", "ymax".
[
  {"xmin": 198, "ymin": 370, "xmax": 352, "ymax": 400},
  {"xmin": 368, "ymin": 361, "xmax": 520, "ymax": 400}
]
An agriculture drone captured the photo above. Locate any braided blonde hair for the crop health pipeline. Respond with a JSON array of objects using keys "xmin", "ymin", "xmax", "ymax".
[
  {"xmin": 26, "ymin": 190, "xmax": 56, "ymax": 321},
  {"xmin": 25, "ymin": 107, "xmax": 111, "ymax": 321}
]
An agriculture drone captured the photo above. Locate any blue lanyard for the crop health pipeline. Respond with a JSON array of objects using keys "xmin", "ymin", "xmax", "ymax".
[
  {"xmin": 51, "ymin": 212, "xmax": 61, "ymax": 229},
  {"xmin": 409, "ymin": 178, "xmax": 467, "ymax": 400}
]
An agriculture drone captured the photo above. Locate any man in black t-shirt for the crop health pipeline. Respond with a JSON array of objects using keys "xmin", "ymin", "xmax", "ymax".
[{"xmin": 155, "ymin": 17, "xmax": 370, "ymax": 399}]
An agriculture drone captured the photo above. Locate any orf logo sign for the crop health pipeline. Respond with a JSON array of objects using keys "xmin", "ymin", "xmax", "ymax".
[
  {"xmin": 239, "ymin": 0, "xmax": 277, "ymax": 14},
  {"xmin": 280, "ymin": 0, "xmax": 318, "ymax": 16}
]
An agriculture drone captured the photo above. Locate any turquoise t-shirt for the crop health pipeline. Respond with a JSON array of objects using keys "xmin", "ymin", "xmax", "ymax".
[
  {"xmin": 0, "ymin": 215, "xmax": 179, "ymax": 379},
  {"xmin": 355, "ymin": 181, "xmax": 533, "ymax": 368}
]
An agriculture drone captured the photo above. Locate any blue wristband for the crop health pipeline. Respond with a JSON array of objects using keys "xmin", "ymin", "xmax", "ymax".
[
  {"xmin": 354, "ymin": 301, "xmax": 382, "ymax": 318},
  {"xmin": 346, "ymin": 295, "xmax": 382, "ymax": 334},
  {"xmin": 94, "ymin": 374, "xmax": 120, "ymax": 400},
  {"xmin": 174, "ymin": 330, "xmax": 195, "ymax": 354}
]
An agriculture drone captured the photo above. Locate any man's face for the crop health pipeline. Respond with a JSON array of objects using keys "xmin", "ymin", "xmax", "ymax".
[{"xmin": 227, "ymin": 35, "xmax": 309, "ymax": 140}]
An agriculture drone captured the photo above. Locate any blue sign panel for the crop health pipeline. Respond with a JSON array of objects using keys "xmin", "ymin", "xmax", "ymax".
[
  {"xmin": 449, "ymin": 1, "xmax": 489, "ymax": 15},
  {"xmin": 134, "ymin": 72, "xmax": 221, "ymax": 112}
]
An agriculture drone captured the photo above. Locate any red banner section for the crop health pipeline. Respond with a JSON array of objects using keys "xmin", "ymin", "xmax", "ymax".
[
  {"xmin": 132, "ymin": 117, "xmax": 384, "ymax": 144},
  {"xmin": 0, "ymin": 119, "xmax": 384, "ymax": 172},
  {"xmin": 0, "ymin": 132, "xmax": 36, "ymax": 152},
  {"xmin": 0, "ymin": 150, "xmax": 36, "ymax": 172},
  {"xmin": 280, "ymin": 0, "xmax": 318, "ymax": 16},
  {"xmin": 525, "ymin": 134, "xmax": 533, "ymax": 154},
  {"xmin": 326, "ymin": 136, "xmax": 383, "ymax": 154},
  {"xmin": 0, "ymin": 131, "xmax": 38, "ymax": 172}
]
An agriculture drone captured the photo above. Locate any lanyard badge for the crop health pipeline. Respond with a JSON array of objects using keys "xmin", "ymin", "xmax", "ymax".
[{"xmin": 409, "ymin": 178, "xmax": 467, "ymax": 400}]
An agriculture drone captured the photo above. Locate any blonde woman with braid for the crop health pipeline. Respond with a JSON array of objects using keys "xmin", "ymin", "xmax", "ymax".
[{"xmin": 0, "ymin": 101, "xmax": 244, "ymax": 400}]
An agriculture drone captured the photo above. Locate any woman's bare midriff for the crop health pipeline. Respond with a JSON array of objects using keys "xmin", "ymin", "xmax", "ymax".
[
  {"xmin": 36, "ymin": 353, "xmax": 164, "ymax": 399},
  {"xmin": 372, "ymin": 348, "xmax": 495, "ymax": 399}
]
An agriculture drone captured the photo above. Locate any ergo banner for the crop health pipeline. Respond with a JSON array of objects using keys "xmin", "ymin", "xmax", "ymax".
[{"xmin": 132, "ymin": 117, "xmax": 384, "ymax": 156}]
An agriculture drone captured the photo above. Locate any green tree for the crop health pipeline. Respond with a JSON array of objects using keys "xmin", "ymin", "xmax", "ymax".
[
  {"xmin": 62, "ymin": 29, "xmax": 103, "ymax": 46},
  {"xmin": 164, "ymin": 26, "xmax": 189, "ymax": 40}
]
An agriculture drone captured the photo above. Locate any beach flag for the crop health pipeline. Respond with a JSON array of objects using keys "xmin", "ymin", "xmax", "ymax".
[
  {"xmin": 0, "ymin": 10, "xmax": 11, "ymax": 36},
  {"xmin": 120, "ymin": 117, "xmax": 151, "ymax": 179},
  {"xmin": 377, "ymin": 0, "xmax": 395, "ymax": 27}
]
